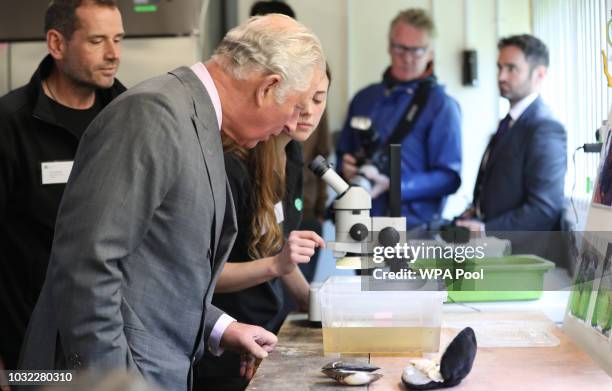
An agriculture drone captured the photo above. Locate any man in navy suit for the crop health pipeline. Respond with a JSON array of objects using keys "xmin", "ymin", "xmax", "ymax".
[{"xmin": 457, "ymin": 34, "xmax": 566, "ymax": 234}]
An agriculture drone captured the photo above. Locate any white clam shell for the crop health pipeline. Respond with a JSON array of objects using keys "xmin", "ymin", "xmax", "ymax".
[
  {"xmin": 322, "ymin": 368, "xmax": 383, "ymax": 386},
  {"xmin": 344, "ymin": 371, "xmax": 376, "ymax": 385},
  {"xmin": 402, "ymin": 365, "xmax": 432, "ymax": 386},
  {"xmin": 402, "ymin": 359, "xmax": 444, "ymax": 386}
]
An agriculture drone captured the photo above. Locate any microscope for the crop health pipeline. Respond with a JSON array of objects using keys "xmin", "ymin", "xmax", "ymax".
[{"xmin": 309, "ymin": 145, "xmax": 406, "ymax": 269}]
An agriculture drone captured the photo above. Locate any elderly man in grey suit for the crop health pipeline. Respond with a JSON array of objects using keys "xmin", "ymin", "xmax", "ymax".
[{"xmin": 19, "ymin": 14, "xmax": 326, "ymax": 390}]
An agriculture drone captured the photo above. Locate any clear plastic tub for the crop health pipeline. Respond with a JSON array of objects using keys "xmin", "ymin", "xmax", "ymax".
[{"xmin": 319, "ymin": 276, "xmax": 447, "ymax": 354}]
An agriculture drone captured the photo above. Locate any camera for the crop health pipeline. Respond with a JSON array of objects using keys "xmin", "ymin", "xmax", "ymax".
[{"xmin": 348, "ymin": 116, "xmax": 388, "ymax": 195}]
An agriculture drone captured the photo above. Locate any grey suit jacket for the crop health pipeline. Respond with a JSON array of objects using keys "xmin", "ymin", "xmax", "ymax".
[{"xmin": 19, "ymin": 67, "xmax": 237, "ymax": 391}]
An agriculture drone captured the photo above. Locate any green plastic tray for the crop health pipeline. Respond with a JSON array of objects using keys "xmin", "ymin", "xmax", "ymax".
[{"xmin": 411, "ymin": 255, "xmax": 555, "ymax": 302}]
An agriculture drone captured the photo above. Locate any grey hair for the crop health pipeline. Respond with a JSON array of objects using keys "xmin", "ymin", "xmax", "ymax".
[
  {"xmin": 213, "ymin": 14, "xmax": 325, "ymax": 102},
  {"xmin": 389, "ymin": 8, "xmax": 436, "ymax": 41}
]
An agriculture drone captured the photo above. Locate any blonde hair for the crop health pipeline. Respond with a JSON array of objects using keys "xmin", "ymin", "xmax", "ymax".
[
  {"xmin": 222, "ymin": 134, "xmax": 285, "ymax": 259},
  {"xmin": 213, "ymin": 14, "xmax": 325, "ymax": 103}
]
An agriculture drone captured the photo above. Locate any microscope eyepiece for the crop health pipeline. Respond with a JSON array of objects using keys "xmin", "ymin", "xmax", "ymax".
[
  {"xmin": 309, "ymin": 155, "xmax": 350, "ymax": 196},
  {"xmin": 308, "ymin": 155, "xmax": 330, "ymax": 178}
]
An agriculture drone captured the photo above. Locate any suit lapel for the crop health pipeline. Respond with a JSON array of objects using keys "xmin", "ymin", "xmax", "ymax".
[
  {"xmin": 211, "ymin": 180, "xmax": 237, "ymax": 279},
  {"xmin": 169, "ymin": 67, "xmax": 227, "ymax": 268},
  {"xmin": 483, "ymin": 98, "xmax": 541, "ymax": 179},
  {"xmin": 191, "ymin": 117, "xmax": 226, "ymax": 261}
]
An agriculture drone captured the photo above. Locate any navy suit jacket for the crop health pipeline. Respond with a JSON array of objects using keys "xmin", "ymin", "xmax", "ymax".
[{"xmin": 475, "ymin": 97, "xmax": 567, "ymax": 232}]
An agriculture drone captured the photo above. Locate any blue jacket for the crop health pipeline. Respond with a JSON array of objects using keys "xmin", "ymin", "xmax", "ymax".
[{"xmin": 337, "ymin": 73, "xmax": 462, "ymax": 227}]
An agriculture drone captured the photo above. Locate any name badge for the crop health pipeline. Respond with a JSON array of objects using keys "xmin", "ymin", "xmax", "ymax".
[
  {"xmin": 274, "ymin": 201, "xmax": 284, "ymax": 224},
  {"xmin": 41, "ymin": 161, "xmax": 73, "ymax": 185}
]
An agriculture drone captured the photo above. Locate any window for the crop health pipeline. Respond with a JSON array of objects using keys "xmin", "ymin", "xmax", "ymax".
[{"xmin": 532, "ymin": 0, "xmax": 612, "ymax": 227}]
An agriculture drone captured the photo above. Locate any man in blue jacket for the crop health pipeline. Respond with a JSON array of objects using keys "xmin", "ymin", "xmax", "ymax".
[{"xmin": 337, "ymin": 8, "xmax": 462, "ymax": 228}]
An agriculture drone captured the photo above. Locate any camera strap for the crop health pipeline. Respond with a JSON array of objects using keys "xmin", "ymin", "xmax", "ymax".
[{"xmin": 383, "ymin": 76, "xmax": 436, "ymax": 147}]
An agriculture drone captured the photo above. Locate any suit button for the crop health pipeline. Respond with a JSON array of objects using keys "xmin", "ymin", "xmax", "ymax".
[{"xmin": 207, "ymin": 249, "xmax": 212, "ymax": 260}]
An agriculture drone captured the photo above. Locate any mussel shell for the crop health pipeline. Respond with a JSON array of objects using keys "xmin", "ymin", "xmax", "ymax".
[
  {"xmin": 322, "ymin": 361, "xmax": 380, "ymax": 372},
  {"xmin": 440, "ymin": 327, "xmax": 477, "ymax": 387},
  {"xmin": 401, "ymin": 327, "xmax": 477, "ymax": 390},
  {"xmin": 322, "ymin": 369, "xmax": 383, "ymax": 386}
]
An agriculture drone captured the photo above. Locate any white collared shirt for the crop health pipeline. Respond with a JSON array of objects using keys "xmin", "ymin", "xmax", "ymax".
[
  {"xmin": 508, "ymin": 92, "xmax": 539, "ymax": 126},
  {"xmin": 190, "ymin": 62, "xmax": 223, "ymax": 131}
]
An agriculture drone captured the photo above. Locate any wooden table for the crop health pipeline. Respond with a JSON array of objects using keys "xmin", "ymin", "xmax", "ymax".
[{"xmin": 247, "ymin": 312, "xmax": 612, "ymax": 390}]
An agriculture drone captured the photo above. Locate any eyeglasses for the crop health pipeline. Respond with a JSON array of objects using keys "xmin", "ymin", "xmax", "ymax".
[{"xmin": 390, "ymin": 43, "xmax": 429, "ymax": 58}]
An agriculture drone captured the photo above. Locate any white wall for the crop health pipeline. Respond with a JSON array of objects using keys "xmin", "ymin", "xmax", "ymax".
[
  {"xmin": 435, "ymin": 0, "xmax": 498, "ymax": 216},
  {"xmin": 5, "ymin": 42, "xmax": 47, "ymax": 90},
  {"xmin": 499, "ymin": 0, "xmax": 532, "ymax": 36},
  {"xmin": 117, "ymin": 37, "xmax": 200, "ymax": 88}
]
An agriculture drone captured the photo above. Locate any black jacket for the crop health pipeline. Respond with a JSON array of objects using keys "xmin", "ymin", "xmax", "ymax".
[{"xmin": 0, "ymin": 55, "xmax": 125, "ymax": 369}]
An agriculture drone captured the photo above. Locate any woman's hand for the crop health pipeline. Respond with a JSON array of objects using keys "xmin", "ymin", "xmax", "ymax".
[{"xmin": 273, "ymin": 231, "xmax": 325, "ymax": 276}]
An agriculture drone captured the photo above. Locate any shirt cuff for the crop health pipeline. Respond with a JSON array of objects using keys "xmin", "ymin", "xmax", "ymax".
[{"xmin": 208, "ymin": 314, "xmax": 236, "ymax": 356}]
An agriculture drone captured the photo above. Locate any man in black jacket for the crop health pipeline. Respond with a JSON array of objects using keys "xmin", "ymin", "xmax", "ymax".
[{"xmin": 0, "ymin": 0, "xmax": 125, "ymax": 370}]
